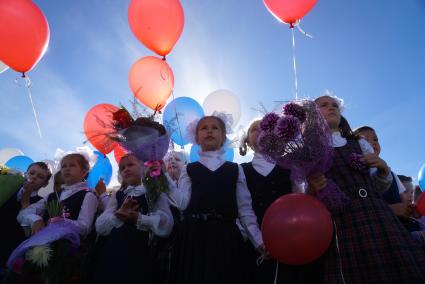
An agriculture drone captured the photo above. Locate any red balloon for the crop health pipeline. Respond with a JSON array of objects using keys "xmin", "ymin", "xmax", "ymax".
[
  {"xmin": 129, "ymin": 56, "xmax": 174, "ymax": 111},
  {"xmin": 128, "ymin": 0, "xmax": 184, "ymax": 57},
  {"xmin": 416, "ymin": 192, "xmax": 425, "ymax": 216},
  {"xmin": 83, "ymin": 104, "xmax": 119, "ymax": 155},
  {"xmin": 263, "ymin": 0, "xmax": 317, "ymax": 26},
  {"xmin": 113, "ymin": 144, "xmax": 128, "ymax": 164},
  {"xmin": 262, "ymin": 193, "xmax": 333, "ymax": 265},
  {"xmin": 0, "ymin": 0, "xmax": 50, "ymax": 73}
]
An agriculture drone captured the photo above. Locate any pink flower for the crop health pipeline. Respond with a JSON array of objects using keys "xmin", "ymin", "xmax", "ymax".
[{"xmin": 150, "ymin": 168, "xmax": 161, "ymax": 177}]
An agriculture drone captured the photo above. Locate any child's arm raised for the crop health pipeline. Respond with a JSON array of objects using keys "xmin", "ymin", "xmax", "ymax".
[
  {"xmin": 96, "ymin": 191, "xmax": 122, "ymax": 236},
  {"xmin": 166, "ymin": 165, "xmax": 191, "ymax": 210}
]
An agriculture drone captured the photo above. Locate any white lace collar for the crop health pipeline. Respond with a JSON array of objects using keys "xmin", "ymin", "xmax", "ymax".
[
  {"xmin": 332, "ymin": 131, "xmax": 347, "ymax": 147},
  {"xmin": 252, "ymin": 153, "xmax": 275, "ymax": 177},
  {"xmin": 199, "ymin": 149, "xmax": 226, "ymax": 171},
  {"xmin": 123, "ymin": 184, "xmax": 146, "ymax": 196},
  {"xmin": 59, "ymin": 182, "xmax": 88, "ymax": 200}
]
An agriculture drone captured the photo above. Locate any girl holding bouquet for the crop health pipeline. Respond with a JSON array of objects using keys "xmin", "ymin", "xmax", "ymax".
[
  {"xmin": 309, "ymin": 95, "xmax": 425, "ymax": 283},
  {"xmin": 239, "ymin": 119, "xmax": 321, "ymax": 284},
  {"xmin": 168, "ymin": 115, "xmax": 263, "ymax": 284},
  {"xmin": 7, "ymin": 153, "xmax": 98, "ymax": 284},
  {"xmin": 92, "ymin": 153, "xmax": 173, "ymax": 284}
]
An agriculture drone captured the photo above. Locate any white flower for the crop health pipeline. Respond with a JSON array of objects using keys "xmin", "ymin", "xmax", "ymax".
[{"xmin": 25, "ymin": 245, "xmax": 52, "ymax": 268}]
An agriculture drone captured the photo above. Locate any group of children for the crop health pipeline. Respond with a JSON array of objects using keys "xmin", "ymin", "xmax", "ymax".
[{"xmin": 1, "ymin": 95, "xmax": 425, "ymax": 284}]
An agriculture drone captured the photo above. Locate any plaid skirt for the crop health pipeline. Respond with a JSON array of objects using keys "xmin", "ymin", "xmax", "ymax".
[{"xmin": 324, "ymin": 196, "xmax": 425, "ymax": 283}]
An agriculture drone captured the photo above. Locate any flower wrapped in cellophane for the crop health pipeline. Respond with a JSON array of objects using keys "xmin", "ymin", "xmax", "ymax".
[{"xmin": 257, "ymin": 100, "xmax": 350, "ymax": 212}]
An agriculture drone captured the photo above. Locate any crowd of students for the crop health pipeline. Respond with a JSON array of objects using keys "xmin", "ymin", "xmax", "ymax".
[{"xmin": 1, "ymin": 95, "xmax": 425, "ymax": 284}]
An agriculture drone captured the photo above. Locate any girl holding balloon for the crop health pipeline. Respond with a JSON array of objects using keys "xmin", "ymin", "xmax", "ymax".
[
  {"xmin": 239, "ymin": 119, "xmax": 322, "ymax": 284},
  {"xmin": 308, "ymin": 95, "xmax": 425, "ymax": 283},
  {"xmin": 168, "ymin": 115, "xmax": 263, "ymax": 284}
]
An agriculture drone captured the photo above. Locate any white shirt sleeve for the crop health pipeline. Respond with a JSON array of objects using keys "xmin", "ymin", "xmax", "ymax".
[
  {"xmin": 17, "ymin": 196, "xmax": 46, "ymax": 227},
  {"xmin": 95, "ymin": 191, "xmax": 124, "ymax": 236},
  {"xmin": 97, "ymin": 192, "xmax": 110, "ymax": 212},
  {"xmin": 136, "ymin": 193, "xmax": 174, "ymax": 237},
  {"xmin": 236, "ymin": 165, "xmax": 263, "ymax": 248},
  {"xmin": 167, "ymin": 166, "xmax": 191, "ymax": 210}
]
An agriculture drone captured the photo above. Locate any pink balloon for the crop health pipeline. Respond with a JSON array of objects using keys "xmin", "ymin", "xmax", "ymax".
[
  {"xmin": 128, "ymin": 0, "xmax": 184, "ymax": 56},
  {"xmin": 264, "ymin": 0, "xmax": 317, "ymax": 26}
]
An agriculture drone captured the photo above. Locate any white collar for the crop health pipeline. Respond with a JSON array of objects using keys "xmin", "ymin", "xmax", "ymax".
[
  {"xmin": 60, "ymin": 182, "xmax": 87, "ymax": 200},
  {"xmin": 199, "ymin": 149, "xmax": 226, "ymax": 171},
  {"xmin": 123, "ymin": 184, "xmax": 146, "ymax": 196},
  {"xmin": 332, "ymin": 131, "xmax": 347, "ymax": 147},
  {"xmin": 251, "ymin": 153, "xmax": 275, "ymax": 177}
]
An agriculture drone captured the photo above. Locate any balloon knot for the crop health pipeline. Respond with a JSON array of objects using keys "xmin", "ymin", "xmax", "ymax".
[
  {"xmin": 21, "ymin": 73, "xmax": 26, "ymax": 78},
  {"xmin": 162, "ymin": 56, "xmax": 166, "ymax": 61},
  {"xmin": 289, "ymin": 23, "xmax": 295, "ymax": 29}
]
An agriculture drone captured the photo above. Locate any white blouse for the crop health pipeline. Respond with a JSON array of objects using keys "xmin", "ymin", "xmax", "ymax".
[
  {"xmin": 95, "ymin": 185, "xmax": 173, "ymax": 238},
  {"xmin": 332, "ymin": 132, "xmax": 392, "ymax": 193},
  {"xmin": 168, "ymin": 149, "xmax": 263, "ymax": 248},
  {"xmin": 17, "ymin": 182, "xmax": 98, "ymax": 237}
]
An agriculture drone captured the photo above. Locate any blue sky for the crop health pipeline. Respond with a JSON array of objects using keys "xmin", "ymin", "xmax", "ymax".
[{"xmin": 0, "ymin": 0, "xmax": 424, "ymax": 186}]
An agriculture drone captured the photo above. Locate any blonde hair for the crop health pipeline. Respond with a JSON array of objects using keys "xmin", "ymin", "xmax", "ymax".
[{"xmin": 239, "ymin": 119, "xmax": 261, "ymax": 156}]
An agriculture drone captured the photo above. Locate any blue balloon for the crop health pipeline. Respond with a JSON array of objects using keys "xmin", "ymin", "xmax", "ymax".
[
  {"xmin": 87, "ymin": 151, "xmax": 112, "ymax": 189},
  {"xmin": 5, "ymin": 155, "xmax": 34, "ymax": 173},
  {"xmin": 163, "ymin": 97, "xmax": 204, "ymax": 146},
  {"xmin": 189, "ymin": 142, "xmax": 234, "ymax": 163},
  {"xmin": 418, "ymin": 164, "xmax": 425, "ymax": 192}
]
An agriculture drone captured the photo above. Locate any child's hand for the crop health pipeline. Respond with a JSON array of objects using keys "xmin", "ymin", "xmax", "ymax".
[
  {"xmin": 306, "ymin": 175, "xmax": 327, "ymax": 194},
  {"xmin": 95, "ymin": 178, "xmax": 106, "ymax": 197},
  {"xmin": 21, "ymin": 180, "xmax": 36, "ymax": 209},
  {"xmin": 389, "ymin": 201, "xmax": 415, "ymax": 218},
  {"xmin": 115, "ymin": 198, "xmax": 139, "ymax": 223},
  {"xmin": 361, "ymin": 153, "xmax": 389, "ymax": 178},
  {"xmin": 31, "ymin": 220, "xmax": 45, "ymax": 235}
]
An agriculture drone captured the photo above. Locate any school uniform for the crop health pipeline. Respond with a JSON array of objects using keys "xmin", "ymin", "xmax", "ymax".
[
  {"xmin": 169, "ymin": 149, "xmax": 262, "ymax": 284},
  {"xmin": 242, "ymin": 153, "xmax": 322, "ymax": 284},
  {"xmin": 92, "ymin": 185, "xmax": 173, "ymax": 284},
  {"xmin": 322, "ymin": 133, "xmax": 425, "ymax": 283}
]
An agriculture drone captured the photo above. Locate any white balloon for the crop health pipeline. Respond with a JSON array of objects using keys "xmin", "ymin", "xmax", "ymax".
[
  {"xmin": 203, "ymin": 89, "xmax": 241, "ymax": 128},
  {"xmin": 0, "ymin": 148, "xmax": 24, "ymax": 165},
  {"xmin": 0, "ymin": 60, "xmax": 9, "ymax": 74}
]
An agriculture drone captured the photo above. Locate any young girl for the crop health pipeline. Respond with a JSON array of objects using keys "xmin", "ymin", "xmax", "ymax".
[
  {"xmin": 239, "ymin": 119, "xmax": 321, "ymax": 284},
  {"xmin": 169, "ymin": 115, "xmax": 263, "ymax": 284},
  {"xmin": 13, "ymin": 154, "xmax": 97, "ymax": 283},
  {"xmin": 164, "ymin": 150, "xmax": 186, "ymax": 185},
  {"xmin": 1, "ymin": 162, "xmax": 51, "ymax": 269},
  {"xmin": 92, "ymin": 154, "xmax": 173, "ymax": 284},
  {"xmin": 309, "ymin": 95, "xmax": 425, "ymax": 282}
]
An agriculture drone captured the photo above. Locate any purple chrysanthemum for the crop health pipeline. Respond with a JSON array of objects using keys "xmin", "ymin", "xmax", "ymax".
[
  {"xmin": 349, "ymin": 153, "xmax": 367, "ymax": 172},
  {"xmin": 260, "ymin": 113, "xmax": 279, "ymax": 132},
  {"xmin": 283, "ymin": 103, "xmax": 306, "ymax": 123},
  {"xmin": 274, "ymin": 115, "xmax": 301, "ymax": 142},
  {"xmin": 257, "ymin": 131, "xmax": 284, "ymax": 157}
]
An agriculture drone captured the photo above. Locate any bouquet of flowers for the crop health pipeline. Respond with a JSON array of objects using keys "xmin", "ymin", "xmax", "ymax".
[
  {"xmin": 257, "ymin": 100, "xmax": 350, "ymax": 212},
  {"xmin": 111, "ymin": 106, "xmax": 171, "ymax": 208}
]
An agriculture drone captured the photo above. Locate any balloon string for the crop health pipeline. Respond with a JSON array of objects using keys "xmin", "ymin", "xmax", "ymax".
[
  {"xmin": 18, "ymin": 76, "xmax": 43, "ymax": 139},
  {"xmin": 291, "ymin": 27, "xmax": 299, "ymax": 100},
  {"xmin": 333, "ymin": 219, "xmax": 346, "ymax": 284},
  {"xmin": 165, "ymin": 64, "xmax": 184, "ymax": 151},
  {"xmin": 273, "ymin": 260, "xmax": 279, "ymax": 284}
]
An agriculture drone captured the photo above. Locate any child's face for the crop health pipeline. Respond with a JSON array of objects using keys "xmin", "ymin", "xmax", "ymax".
[
  {"xmin": 315, "ymin": 96, "xmax": 341, "ymax": 131},
  {"xmin": 359, "ymin": 129, "xmax": 381, "ymax": 155},
  {"xmin": 165, "ymin": 152, "xmax": 185, "ymax": 172},
  {"xmin": 247, "ymin": 121, "xmax": 261, "ymax": 151},
  {"xmin": 196, "ymin": 117, "xmax": 225, "ymax": 151},
  {"xmin": 119, "ymin": 155, "xmax": 142, "ymax": 186},
  {"xmin": 26, "ymin": 165, "xmax": 49, "ymax": 190},
  {"xmin": 60, "ymin": 157, "xmax": 88, "ymax": 185},
  {"xmin": 401, "ymin": 181, "xmax": 414, "ymax": 203}
]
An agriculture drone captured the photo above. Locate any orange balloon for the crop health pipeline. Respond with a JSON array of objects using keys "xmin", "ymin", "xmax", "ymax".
[
  {"xmin": 0, "ymin": 0, "xmax": 50, "ymax": 73},
  {"xmin": 113, "ymin": 144, "xmax": 128, "ymax": 164},
  {"xmin": 128, "ymin": 0, "xmax": 184, "ymax": 56},
  {"xmin": 83, "ymin": 104, "xmax": 119, "ymax": 155},
  {"xmin": 129, "ymin": 56, "xmax": 174, "ymax": 111},
  {"xmin": 264, "ymin": 0, "xmax": 317, "ymax": 26}
]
